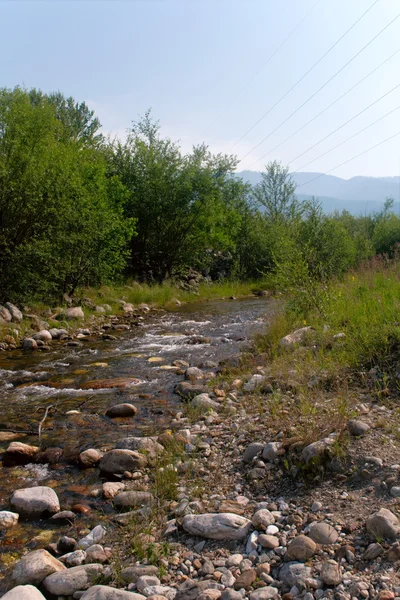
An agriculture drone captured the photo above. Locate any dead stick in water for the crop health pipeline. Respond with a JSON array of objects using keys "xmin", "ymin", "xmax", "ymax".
[{"xmin": 38, "ymin": 405, "xmax": 53, "ymax": 442}]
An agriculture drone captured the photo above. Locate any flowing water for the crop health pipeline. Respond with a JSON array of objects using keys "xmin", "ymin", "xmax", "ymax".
[{"xmin": 0, "ymin": 296, "xmax": 272, "ymax": 576}]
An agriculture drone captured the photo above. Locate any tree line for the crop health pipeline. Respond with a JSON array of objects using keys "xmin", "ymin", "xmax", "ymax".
[{"xmin": 0, "ymin": 86, "xmax": 399, "ymax": 303}]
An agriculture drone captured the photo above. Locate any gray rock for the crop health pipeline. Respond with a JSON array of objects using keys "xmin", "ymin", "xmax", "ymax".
[
  {"xmin": 50, "ymin": 510, "xmax": 76, "ymax": 523},
  {"xmin": 10, "ymin": 486, "xmax": 60, "ymax": 518},
  {"xmin": 243, "ymin": 442, "xmax": 264, "ymax": 463},
  {"xmin": 366, "ymin": 508, "xmax": 400, "ymax": 541},
  {"xmin": 320, "ymin": 560, "xmax": 342, "ymax": 586},
  {"xmin": 0, "ymin": 305, "xmax": 12, "ymax": 322},
  {"xmin": 182, "ymin": 513, "xmax": 251, "ymax": 540},
  {"xmin": 280, "ymin": 327, "xmax": 313, "ymax": 347},
  {"xmin": 262, "ymin": 442, "xmax": 282, "ymax": 461},
  {"xmin": 137, "ymin": 575, "xmax": 161, "ymax": 591},
  {"xmin": 32, "ymin": 330, "xmax": 52, "ymax": 342},
  {"xmin": 42, "ymin": 563, "xmax": 104, "ymax": 596},
  {"xmin": 65, "ymin": 307, "xmax": 85, "ymax": 319},
  {"xmin": 80, "ymin": 586, "xmax": 146, "ymax": 599},
  {"xmin": 191, "ymin": 394, "xmax": 220, "ymax": 411},
  {"xmin": 221, "ymin": 591, "xmax": 243, "ymax": 600},
  {"xmin": 79, "ymin": 448, "xmax": 103, "ymax": 468},
  {"xmin": 4, "ymin": 442, "xmax": 40, "ymax": 466},
  {"xmin": 99, "ymin": 449, "xmax": 147, "ymax": 474},
  {"xmin": 251, "ymin": 509, "xmax": 275, "ymax": 529},
  {"xmin": 174, "ymin": 381, "xmax": 209, "ymax": 399},
  {"xmin": 120, "ymin": 565, "xmax": 158, "ymax": 584},
  {"xmin": 308, "ymin": 522, "xmax": 339, "ymax": 545},
  {"xmin": 5, "ymin": 302, "xmax": 23, "ymax": 322},
  {"xmin": 21, "ymin": 338, "xmax": 37, "ymax": 350},
  {"xmin": 391, "ymin": 486, "xmax": 400, "ymax": 497},
  {"xmin": 258, "ymin": 534, "xmax": 279, "ymax": 549},
  {"xmin": 348, "ymin": 419, "xmax": 370, "ymax": 436},
  {"xmin": 301, "ymin": 438, "xmax": 334, "ymax": 465},
  {"xmin": 106, "ymin": 403, "xmax": 138, "ymax": 418},
  {"xmin": 175, "ymin": 579, "xmax": 212, "ymax": 600},
  {"xmin": 142, "ymin": 585, "xmax": 176, "ymax": 598},
  {"xmin": 62, "ymin": 549, "xmax": 86, "ymax": 567},
  {"xmin": 49, "ymin": 328, "xmax": 68, "ymax": 339},
  {"xmin": 1, "ymin": 585, "xmax": 46, "ymax": 599},
  {"xmin": 12, "ymin": 549, "xmax": 65, "ymax": 585},
  {"xmin": 285, "ymin": 535, "xmax": 317, "ymax": 561},
  {"xmin": 0, "ymin": 510, "xmax": 19, "ymax": 528},
  {"xmin": 77, "ymin": 525, "xmax": 107, "ymax": 549},
  {"xmin": 115, "ymin": 437, "xmax": 164, "ymax": 457},
  {"xmin": 185, "ymin": 367, "xmax": 204, "ymax": 381},
  {"xmin": 113, "ymin": 491, "xmax": 154, "ymax": 508},
  {"xmin": 249, "ymin": 588, "xmax": 279, "ymax": 600},
  {"xmin": 279, "ymin": 562, "xmax": 312, "ymax": 590},
  {"xmin": 102, "ymin": 482, "xmax": 125, "ymax": 499},
  {"xmin": 363, "ymin": 542, "xmax": 384, "ymax": 560}
]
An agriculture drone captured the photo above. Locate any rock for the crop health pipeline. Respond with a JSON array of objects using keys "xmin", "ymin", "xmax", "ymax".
[
  {"xmin": 49, "ymin": 328, "xmax": 68, "ymax": 339},
  {"xmin": 286, "ymin": 535, "xmax": 317, "ymax": 561},
  {"xmin": 348, "ymin": 419, "xmax": 370, "ymax": 436},
  {"xmin": 116, "ymin": 437, "xmax": 164, "ymax": 457},
  {"xmin": 249, "ymin": 589, "xmax": 279, "ymax": 600},
  {"xmin": 300, "ymin": 437, "xmax": 334, "ymax": 465},
  {"xmin": 57, "ymin": 536, "xmax": 77, "ymax": 553},
  {"xmin": 191, "ymin": 394, "xmax": 220, "ymax": 411},
  {"xmin": 63, "ymin": 549, "xmax": 86, "ymax": 567},
  {"xmin": 3, "ymin": 442, "xmax": 40, "ymax": 466},
  {"xmin": 363, "ymin": 542, "xmax": 384, "ymax": 560},
  {"xmin": 0, "ymin": 305, "xmax": 12, "ymax": 322},
  {"xmin": 10, "ymin": 486, "xmax": 60, "ymax": 518},
  {"xmin": 1, "ymin": 586, "xmax": 47, "ymax": 599},
  {"xmin": 80, "ymin": 586, "xmax": 146, "ymax": 599},
  {"xmin": 198, "ymin": 591, "xmax": 222, "ymax": 600},
  {"xmin": 221, "ymin": 591, "xmax": 242, "ymax": 600},
  {"xmin": 36, "ymin": 447, "xmax": 63, "ymax": 465},
  {"xmin": 252, "ymin": 509, "xmax": 275, "ymax": 529},
  {"xmin": 308, "ymin": 522, "xmax": 339, "ymax": 545},
  {"xmin": 280, "ymin": 327, "xmax": 313, "ymax": 347},
  {"xmin": 243, "ymin": 374, "xmax": 265, "ymax": 392},
  {"xmin": 258, "ymin": 534, "xmax": 280, "ymax": 549},
  {"xmin": 391, "ymin": 486, "xmax": 400, "ymax": 497},
  {"xmin": 42, "ymin": 563, "xmax": 104, "ymax": 596},
  {"xmin": 77, "ymin": 525, "xmax": 107, "ymax": 549},
  {"xmin": 32, "ymin": 330, "xmax": 52, "ymax": 341},
  {"xmin": 137, "ymin": 575, "xmax": 161, "ymax": 592},
  {"xmin": 142, "ymin": 586, "xmax": 176, "ymax": 599},
  {"xmin": 366, "ymin": 508, "xmax": 400, "ymax": 540},
  {"xmin": 79, "ymin": 448, "xmax": 103, "ymax": 468},
  {"xmin": 103, "ymin": 482, "xmax": 125, "ymax": 499},
  {"xmin": 185, "ymin": 367, "xmax": 204, "ymax": 381},
  {"xmin": 121, "ymin": 565, "xmax": 158, "ymax": 583},
  {"xmin": 0, "ymin": 510, "xmax": 19, "ymax": 528},
  {"xmin": 320, "ymin": 560, "xmax": 342, "ymax": 586},
  {"xmin": 182, "ymin": 513, "xmax": 251, "ymax": 540},
  {"xmin": 106, "ymin": 403, "xmax": 138, "ymax": 418},
  {"xmin": 175, "ymin": 579, "xmax": 212, "ymax": 600},
  {"xmin": 99, "ymin": 449, "xmax": 147, "ymax": 474},
  {"xmin": 50, "ymin": 510, "xmax": 76, "ymax": 523},
  {"xmin": 12, "ymin": 549, "xmax": 66, "ymax": 585},
  {"xmin": 262, "ymin": 442, "xmax": 282, "ymax": 461},
  {"xmin": 22, "ymin": 338, "xmax": 37, "ymax": 350},
  {"xmin": 85, "ymin": 544, "xmax": 109, "ymax": 564},
  {"xmin": 279, "ymin": 563, "xmax": 312, "ymax": 590},
  {"xmin": 113, "ymin": 491, "xmax": 154, "ymax": 508},
  {"xmin": 174, "ymin": 381, "xmax": 208, "ymax": 399},
  {"xmin": 234, "ymin": 569, "xmax": 256, "ymax": 589},
  {"xmin": 65, "ymin": 307, "xmax": 85, "ymax": 319},
  {"xmin": 5, "ymin": 302, "xmax": 23, "ymax": 322},
  {"xmin": 243, "ymin": 442, "xmax": 264, "ymax": 463}
]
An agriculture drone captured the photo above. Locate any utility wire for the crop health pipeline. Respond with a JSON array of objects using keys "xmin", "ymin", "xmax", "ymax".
[
  {"xmin": 294, "ymin": 103, "xmax": 400, "ymax": 172},
  {"xmin": 197, "ymin": 0, "xmax": 322, "ymax": 142},
  {"xmin": 239, "ymin": 7, "xmax": 400, "ymax": 163},
  {"xmin": 287, "ymin": 81, "xmax": 400, "ymax": 165},
  {"xmin": 295, "ymin": 130, "xmax": 400, "ymax": 190},
  {"xmin": 248, "ymin": 45, "xmax": 400, "ymax": 169},
  {"xmin": 228, "ymin": 0, "xmax": 380, "ymax": 152}
]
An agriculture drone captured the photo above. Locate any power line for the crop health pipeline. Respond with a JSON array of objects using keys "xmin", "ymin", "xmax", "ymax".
[
  {"xmin": 197, "ymin": 0, "xmax": 322, "ymax": 143},
  {"xmin": 248, "ymin": 45, "xmax": 400, "ymax": 169},
  {"xmin": 295, "ymin": 129, "xmax": 400, "ymax": 190},
  {"xmin": 287, "ymin": 81, "xmax": 400, "ymax": 166},
  {"xmin": 294, "ymin": 103, "xmax": 400, "ymax": 172},
  {"xmin": 228, "ymin": 0, "xmax": 380, "ymax": 153},
  {"xmin": 239, "ymin": 7, "xmax": 400, "ymax": 164}
]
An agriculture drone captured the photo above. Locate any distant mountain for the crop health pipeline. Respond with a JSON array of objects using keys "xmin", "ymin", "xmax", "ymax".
[{"xmin": 237, "ymin": 170, "xmax": 400, "ymax": 215}]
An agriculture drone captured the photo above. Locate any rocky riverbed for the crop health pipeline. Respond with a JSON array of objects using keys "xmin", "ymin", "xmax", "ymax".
[{"xmin": 1, "ymin": 298, "xmax": 400, "ymax": 600}]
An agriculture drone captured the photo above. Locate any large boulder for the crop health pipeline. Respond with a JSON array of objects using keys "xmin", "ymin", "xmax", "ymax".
[
  {"xmin": 42, "ymin": 564, "xmax": 104, "ymax": 596},
  {"xmin": 80, "ymin": 586, "xmax": 146, "ymax": 599},
  {"xmin": 3, "ymin": 442, "xmax": 39, "ymax": 466},
  {"xmin": 182, "ymin": 513, "xmax": 251, "ymax": 540},
  {"xmin": 12, "ymin": 549, "xmax": 66, "ymax": 585},
  {"xmin": 1, "ymin": 585, "xmax": 47, "ymax": 599},
  {"xmin": 10, "ymin": 486, "xmax": 60, "ymax": 518},
  {"xmin": 99, "ymin": 449, "xmax": 147, "ymax": 474},
  {"xmin": 4, "ymin": 302, "xmax": 23, "ymax": 322},
  {"xmin": 366, "ymin": 508, "xmax": 400, "ymax": 541},
  {"xmin": 115, "ymin": 437, "xmax": 164, "ymax": 458}
]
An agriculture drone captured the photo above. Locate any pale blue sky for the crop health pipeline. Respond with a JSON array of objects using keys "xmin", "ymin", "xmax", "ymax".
[{"xmin": 2, "ymin": 0, "xmax": 400, "ymax": 178}]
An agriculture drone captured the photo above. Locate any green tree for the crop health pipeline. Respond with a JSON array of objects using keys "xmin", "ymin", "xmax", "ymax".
[{"xmin": 252, "ymin": 160, "xmax": 301, "ymax": 222}]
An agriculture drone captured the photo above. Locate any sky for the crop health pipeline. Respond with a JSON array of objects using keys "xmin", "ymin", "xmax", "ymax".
[{"xmin": 2, "ymin": 0, "xmax": 400, "ymax": 179}]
